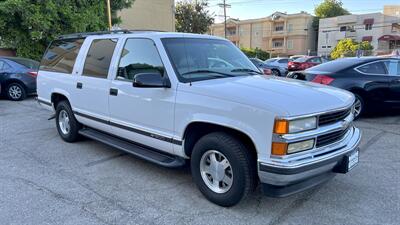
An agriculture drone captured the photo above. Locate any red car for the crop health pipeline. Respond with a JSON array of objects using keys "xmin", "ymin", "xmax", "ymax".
[{"xmin": 288, "ymin": 56, "xmax": 327, "ymax": 72}]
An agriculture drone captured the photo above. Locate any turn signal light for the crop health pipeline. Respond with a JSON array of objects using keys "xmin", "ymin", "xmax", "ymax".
[
  {"xmin": 271, "ymin": 142, "xmax": 288, "ymax": 156},
  {"xmin": 274, "ymin": 119, "xmax": 289, "ymax": 134}
]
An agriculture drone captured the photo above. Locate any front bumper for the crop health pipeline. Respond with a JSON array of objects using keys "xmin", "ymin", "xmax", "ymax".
[{"xmin": 258, "ymin": 126, "xmax": 361, "ymax": 197}]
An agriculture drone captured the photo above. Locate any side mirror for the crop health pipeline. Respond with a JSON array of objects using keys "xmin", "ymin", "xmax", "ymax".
[{"xmin": 132, "ymin": 72, "xmax": 171, "ymax": 88}]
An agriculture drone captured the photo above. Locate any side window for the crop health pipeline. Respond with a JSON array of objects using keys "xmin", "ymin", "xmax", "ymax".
[
  {"xmin": 40, "ymin": 38, "xmax": 84, "ymax": 74},
  {"xmin": 116, "ymin": 39, "xmax": 164, "ymax": 81},
  {"xmin": 278, "ymin": 59, "xmax": 288, "ymax": 64},
  {"xmin": 357, "ymin": 62, "xmax": 388, "ymax": 75},
  {"xmin": 82, "ymin": 39, "xmax": 117, "ymax": 79},
  {"xmin": 309, "ymin": 57, "xmax": 322, "ymax": 63},
  {"xmin": 386, "ymin": 60, "xmax": 400, "ymax": 76}
]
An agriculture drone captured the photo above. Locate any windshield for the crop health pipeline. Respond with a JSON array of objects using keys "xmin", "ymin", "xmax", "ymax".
[
  {"xmin": 294, "ymin": 57, "xmax": 308, "ymax": 63},
  {"xmin": 162, "ymin": 38, "xmax": 260, "ymax": 82}
]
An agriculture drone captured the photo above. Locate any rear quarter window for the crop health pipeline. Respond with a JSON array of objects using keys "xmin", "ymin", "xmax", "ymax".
[{"xmin": 40, "ymin": 38, "xmax": 84, "ymax": 74}]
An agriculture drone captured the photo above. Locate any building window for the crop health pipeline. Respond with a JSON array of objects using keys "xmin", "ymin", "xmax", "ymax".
[
  {"xmin": 365, "ymin": 24, "xmax": 372, "ymax": 30},
  {"xmin": 288, "ymin": 24, "xmax": 293, "ymax": 32},
  {"xmin": 275, "ymin": 24, "xmax": 284, "ymax": 32},
  {"xmin": 322, "ymin": 46, "xmax": 326, "ymax": 49},
  {"xmin": 287, "ymin": 40, "xmax": 293, "ymax": 49},
  {"xmin": 273, "ymin": 40, "xmax": 284, "ymax": 48},
  {"xmin": 340, "ymin": 26, "xmax": 347, "ymax": 32}
]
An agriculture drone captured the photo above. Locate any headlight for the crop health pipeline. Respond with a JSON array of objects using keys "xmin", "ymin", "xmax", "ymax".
[{"xmin": 274, "ymin": 117, "xmax": 317, "ymax": 134}]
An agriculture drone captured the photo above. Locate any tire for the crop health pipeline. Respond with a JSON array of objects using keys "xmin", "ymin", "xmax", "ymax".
[
  {"xmin": 191, "ymin": 132, "xmax": 257, "ymax": 207},
  {"xmin": 55, "ymin": 100, "xmax": 81, "ymax": 142},
  {"xmin": 6, "ymin": 83, "xmax": 26, "ymax": 101},
  {"xmin": 271, "ymin": 69, "xmax": 281, "ymax": 76},
  {"xmin": 353, "ymin": 94, "xmax": 365, "ymax": 120}
]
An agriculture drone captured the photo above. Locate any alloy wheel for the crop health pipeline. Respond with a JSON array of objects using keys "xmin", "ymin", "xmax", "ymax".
[
  {"xmin": 8, "ymin": 85, "xmax": 22, "ymax": 100},
  {"xmin": 58, "ymin": 110, "xmax": 71, "ymax": 135},
  {"xmin": 200, "ymin": 150, "xmax": 233, "ymax": 194}
]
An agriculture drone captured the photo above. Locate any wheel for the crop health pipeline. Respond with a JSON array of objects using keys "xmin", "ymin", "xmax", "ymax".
[
  {"xmin": 6, "ymin": 83, "xmax": 26, "ymax": 101},
  {"xmin": 271, "ymin": 69, "xmax": 281, "ymax": 76},
  {"xmin": 353, "ymin": 94, "xmax": 365, "ymax": 119},
  {"xmin": 55, "ymin": 101, "xmax": 81, "ymax": 142},
  {"xmin": 191, "ymin": 132, "xmax": 257, "ymax": 207}
]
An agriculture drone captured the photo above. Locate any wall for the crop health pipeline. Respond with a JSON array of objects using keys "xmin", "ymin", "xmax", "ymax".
[{"xmin": 118, "ymin": 0, "xmax": 175, "ymax": 32}]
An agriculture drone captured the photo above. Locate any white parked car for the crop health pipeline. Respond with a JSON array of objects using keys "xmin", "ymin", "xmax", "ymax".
[{"xmin": 37, "ymin": 31, "xmax": 361, "ymax": 206}]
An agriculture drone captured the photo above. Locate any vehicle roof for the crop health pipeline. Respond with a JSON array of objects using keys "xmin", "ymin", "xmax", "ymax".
[{"xmin": 57, "ymin": 30, "xmax": 224, "ymax": 41}]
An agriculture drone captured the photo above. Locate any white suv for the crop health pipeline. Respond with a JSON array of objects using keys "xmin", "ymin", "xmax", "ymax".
[{"xmin": 37, "ymin": 31, "xmax": 361, "ymax": 206}]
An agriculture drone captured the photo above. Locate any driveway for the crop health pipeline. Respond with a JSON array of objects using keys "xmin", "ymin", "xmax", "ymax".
[{"xmin": 0, "ymin": 99, "xmax": 399, "ymax": 225}]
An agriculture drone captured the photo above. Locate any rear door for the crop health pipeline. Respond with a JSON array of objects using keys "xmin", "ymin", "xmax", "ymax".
[
  {"xmin": 386, "ymin": 59, "xmax": 400, "ymax": 104},
  {"xmin": 73, "ymin": 38, "xmax": 118, "ymax": 131},
  {"xmin": 355, "ymin": 60, "xmax": 392, "ymax": 102}
]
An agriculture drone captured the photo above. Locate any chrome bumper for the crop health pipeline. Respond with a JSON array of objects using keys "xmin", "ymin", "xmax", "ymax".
[{"xmin": 258, "ymin": 126, "xmax": 361, "ymax": 189}]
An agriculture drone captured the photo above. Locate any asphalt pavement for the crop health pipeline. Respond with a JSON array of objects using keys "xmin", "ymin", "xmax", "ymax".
[{"xmin": 0, "ymin": 98, "xmax": 399, "ymax": 225}]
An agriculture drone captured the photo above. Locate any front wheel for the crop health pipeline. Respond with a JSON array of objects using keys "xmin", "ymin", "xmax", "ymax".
[
  {"xmin": 55, "ymin": 101, "xmax": 81, "ymax": 142},
  {"xmin": 271, "ymin": 69, "xmax": 281, "ymax": 76},
  {"xmin": 191, "ymin": 132, "xmax": 257, "ymax": 207}
]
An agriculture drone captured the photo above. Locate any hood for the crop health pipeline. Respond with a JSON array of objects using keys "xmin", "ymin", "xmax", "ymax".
[{"xmin": 181, "ymin": 76, "xmax": 354, "ymax": 117}]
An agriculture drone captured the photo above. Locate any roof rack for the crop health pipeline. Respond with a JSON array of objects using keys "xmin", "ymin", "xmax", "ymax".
[{"xmin": 57, "ymin": 29, "xmax": 164, "ymax": 40}]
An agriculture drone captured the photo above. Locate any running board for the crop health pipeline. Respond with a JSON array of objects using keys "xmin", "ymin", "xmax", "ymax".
[{"xmin": 79, "ymin": 128, "xmax": 186, "ymax": 168}]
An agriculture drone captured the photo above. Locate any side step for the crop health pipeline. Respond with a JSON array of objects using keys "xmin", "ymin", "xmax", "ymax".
[{"xmin": 79, "ymin": 128, "xmax": 186, "ymax": 168}]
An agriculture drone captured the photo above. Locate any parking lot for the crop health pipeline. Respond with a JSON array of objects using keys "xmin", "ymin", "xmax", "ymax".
[{"xmin": 0, "ymin": 98, "xmax": 399, "ymax": 225}]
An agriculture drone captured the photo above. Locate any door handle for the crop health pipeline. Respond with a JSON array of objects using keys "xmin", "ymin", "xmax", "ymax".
[
  {"xmin": 76, "ymin": 82, "xmax": 83, "ymax": 89},
  {"xmin": 110, "ymin": 88, "xmax": 118, "ymax": 96}
]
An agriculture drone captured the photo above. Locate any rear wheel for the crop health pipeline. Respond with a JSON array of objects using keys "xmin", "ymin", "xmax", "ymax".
[
  {"xmin": 353, "ymin": 94, "xmax": 365, "ymax": 119},
  {"xmin": 191, "ymin": 132, "xmax": 256, "ymax": 207},
  {"xmin": 271, "ymin": 69, "xmax": 281, "ymax": 76},
  {"xmin": 55, "ymin": 101, "xmax": 81, "ymax": 142},
  {"xmin": 6, "ymin": 83, "xmax": 26, "ymax": 101}
]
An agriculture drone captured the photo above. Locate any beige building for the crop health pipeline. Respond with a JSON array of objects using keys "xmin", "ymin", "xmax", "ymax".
[
  {"xmin": 318, "ymin": 5, "xmax": 400, "ymax": 56},
  {"xmin": 210, "ymin": 12, "xmax": 316, "ymax": 57},
  {"xmin": 118, "ymin": 0, "xmax": 175, "ymax": 32}
]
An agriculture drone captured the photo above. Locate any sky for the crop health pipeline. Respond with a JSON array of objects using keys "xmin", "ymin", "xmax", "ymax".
[{"xmin": 176, "ymin": 0, "xmax": 400, "ymax": 23}]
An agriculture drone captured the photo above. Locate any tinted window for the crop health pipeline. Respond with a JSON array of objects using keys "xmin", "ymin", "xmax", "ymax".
[
  {"xmin": 294, "ymin": 57, "xmax": 308, "ymax": 63},
  {"xmin": 82, "ymin": 39, "xmax": 117, "ymax": 79},
  {"xmin": 385, "ymin": 60, "xmax": 400, "ymax": 76},
  {"xmin": 117, "ymin": 39, "xmax": 164, "ymax": 81},
  {"xmin": 307, "ymin": 58, "xmax": 366, "ymax": 73},
  {"xmin": 40, "ymin": 38, "xmax": 84, "ymax": 73},
  {"xmin": 9, "ymin": 58, "xmax": 39, "ymax": 69},
  {"xmin": 357, "ymin": 62, "xmax": 387, "ymax": 75}
]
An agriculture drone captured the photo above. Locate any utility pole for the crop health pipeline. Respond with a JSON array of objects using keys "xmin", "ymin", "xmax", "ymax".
[
  {"xmin": 218, "ymin": 0, "xmax": 231, "ymax": 38},
  {"xmin": 106, "ymin": 0, "xmax": 112, "ymax": 31}
]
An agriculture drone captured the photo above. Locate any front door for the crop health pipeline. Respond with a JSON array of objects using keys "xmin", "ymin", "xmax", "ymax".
[
  {"xmin": 73, "ymin": 38, "xmax": 118, "ymax": 131},
  {"xmin": 108, "ymin": 38, "xmax": 176, "ymax": 154}
]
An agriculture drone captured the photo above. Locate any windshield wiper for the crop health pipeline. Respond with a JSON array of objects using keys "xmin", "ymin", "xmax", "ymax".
[
  {"xmin": 231, "ymin": 68, "xmax": 263, "ymax": 75},
  {"xmin": 181, "ymin": 70, "xmax": 235, "ymax": 77}
]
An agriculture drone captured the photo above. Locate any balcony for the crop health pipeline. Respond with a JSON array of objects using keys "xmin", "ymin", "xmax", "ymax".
[{"xmin": 345, "ymin": 31, "xmax": 356, "ymax": 38}]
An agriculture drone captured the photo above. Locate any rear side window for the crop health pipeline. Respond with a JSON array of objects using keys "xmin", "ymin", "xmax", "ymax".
[
  {"xmin": 357, "ymin": 62, "xmax": 388, "ymax": 75},
  {"xmin": 278, "ymin": 59, "xmax": 288, "ymax": 63},
  {"xmin": 309, "ymin": 57, "xmax": 322, "ymax": 63},
  {"xmin": 40, "ymin": 38, "xmax": 84, "ymax": 74},
  {"xmin": 82, "ymin": 39, "xmax": 117, "ymax": 79}
]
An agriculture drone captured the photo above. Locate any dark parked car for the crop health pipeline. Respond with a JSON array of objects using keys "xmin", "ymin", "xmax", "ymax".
[
  {"xmin": 0, "ymin": 57, "xmax": 39, "ymax": 101},
  {"xmin": 287, "ymin": 57, "xmax": 400, "ymax": 118},
  {"xmin": 288, "ymin": 56, "xmax": 327, "ymax": 72}
]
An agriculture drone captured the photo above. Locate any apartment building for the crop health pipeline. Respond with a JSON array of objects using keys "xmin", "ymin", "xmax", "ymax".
[
  {"xmin": 318, "ymin": 5, "xmax": 400, "ymax": 56},
  {"xmin": 118, "ymin": 0, "xmax": 175, "ymax": 32},
  {"xmin": 210, "ymin": 12, "xmax": 316, "ymax": 57}
]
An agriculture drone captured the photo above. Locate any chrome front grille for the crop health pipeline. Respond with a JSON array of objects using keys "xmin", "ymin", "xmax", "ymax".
[
  {"xmin": 318, "ymin": 108, "xmax": 351, "ymax": 126},
  {"xmin": 316, "ymin": 127, "xmax": 350, "ymax": 148}
]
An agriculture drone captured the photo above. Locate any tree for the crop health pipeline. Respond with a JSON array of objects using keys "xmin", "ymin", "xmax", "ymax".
[
  {"xmin": 175, "ymin": 0, "xmax": 214, "ymax": 34},
  {"xmin": 330, "ymin": 38, "xmax": 373, "ymax": 59},
  {"xmin": 313, "ymin": 0, "xmax": 350, "ymax": 30},
  {"xmin": 240, "ymin": 47, "xmax": 270, "ymax": 61},
  {"xmin": 0, "ymin": 0, "xmax": 134, "ymax": 60}
]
